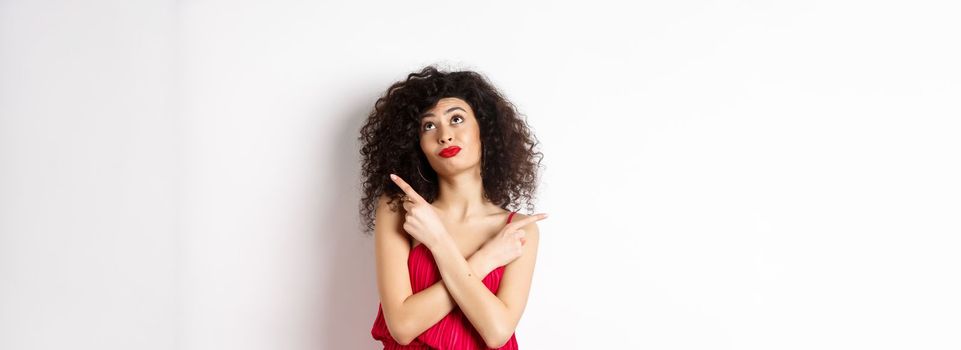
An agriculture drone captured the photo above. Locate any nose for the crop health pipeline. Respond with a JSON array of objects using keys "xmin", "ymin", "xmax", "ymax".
[{"xmin": 438, "ymin": 129, "xmax": 453, "ymax": 144}]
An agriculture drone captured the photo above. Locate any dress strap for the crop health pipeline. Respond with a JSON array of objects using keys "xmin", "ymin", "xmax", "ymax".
[{"xmin": 507, "ymin": 211, "xmax": 517, "ymax": 224}]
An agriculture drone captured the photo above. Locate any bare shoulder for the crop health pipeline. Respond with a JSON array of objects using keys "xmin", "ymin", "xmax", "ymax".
[
  {"xmin": 376, "ymin": 193, "xmax": 396, "ymax": 212},
  {"xmin": 509, "ymin": 212, "xmax": 542, "ymax": 237},
  {"xmin": 374, "ymin": 193, "xmax": 406, "ymax": 241},
  {"xmin": 376, "ymin": 193, "xmax": 404, "ymax": 218}
]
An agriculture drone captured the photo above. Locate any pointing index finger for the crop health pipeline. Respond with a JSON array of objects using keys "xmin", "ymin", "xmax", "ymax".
[
  {"xmin": 507, "ymin": 213, "xmax": 548, "ymax": 231},
  {"xmin": 389, "ymin": 174, "xmax": 425, "ymax": 203}
]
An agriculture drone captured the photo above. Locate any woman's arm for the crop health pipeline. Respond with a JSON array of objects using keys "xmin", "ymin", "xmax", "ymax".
[
  {"xmin": 374, "ymin": 194, "xmax": 496, "ymax": 345},
  {"xmin": 382, "ymin": 175, "xmax": 544, "ymax": 348},
  {"xmin": 394, "ymin": 253, "xmax": 495, "ymax": 341},
  {"xmin": 430, "ymin": 214, "xmax": 542, "ymax": 349}
]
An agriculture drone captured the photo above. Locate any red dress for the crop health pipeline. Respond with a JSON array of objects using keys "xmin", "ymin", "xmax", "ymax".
[{"xmin": 371, "ymin": 211, "xmax": 520, "ymax": 350}]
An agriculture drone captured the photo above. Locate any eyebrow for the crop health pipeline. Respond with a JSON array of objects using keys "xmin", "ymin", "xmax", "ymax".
[{"xmin": 420, "ymin": 106, "xmax": 466, "ymax": 119}]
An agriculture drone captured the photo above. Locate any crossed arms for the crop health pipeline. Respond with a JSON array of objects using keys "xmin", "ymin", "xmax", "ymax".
[{"xmin": 373, "ymin": 194, "xmax": 541, "ymax": 348}]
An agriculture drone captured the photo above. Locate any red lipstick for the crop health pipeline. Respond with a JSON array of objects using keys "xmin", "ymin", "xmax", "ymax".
[{"xmin": 439, "ymin": 146, "xmax": 461, "ymax": 158}]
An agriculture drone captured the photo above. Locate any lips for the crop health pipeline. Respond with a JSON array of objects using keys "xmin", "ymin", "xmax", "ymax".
[{"xmin": 439, "ymin": 146, "xmax": 461, "ymax": 158}]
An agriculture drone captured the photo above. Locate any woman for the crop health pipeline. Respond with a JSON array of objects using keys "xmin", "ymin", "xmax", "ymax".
[{"xmin": 358, "ymin": 65, "xmax": 548, "ymax": 349}]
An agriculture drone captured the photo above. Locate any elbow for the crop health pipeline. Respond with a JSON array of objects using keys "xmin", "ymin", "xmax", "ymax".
[
  {"xmin": 395, "ymin": 336, "xmax": 415, "ymax": 347},
  {"xmin": 386, "ymin": 320, "xmax": 415, "ymax": 346},
  {"xmin": 483, "ymin": 327, "xmax": 513, "ymax": 349},
  {"xmin": 486, "ymin": 337, "xmax": 510, "ymax": 349}
]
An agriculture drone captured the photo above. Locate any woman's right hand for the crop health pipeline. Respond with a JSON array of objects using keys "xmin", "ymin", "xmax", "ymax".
[{"xmin": 475, "ymin": 213, "xmax": 548, "ymax": 273}]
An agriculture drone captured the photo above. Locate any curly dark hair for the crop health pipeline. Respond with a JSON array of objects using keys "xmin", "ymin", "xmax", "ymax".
[{"xmin": 357, "ymin": 64, "xmax": 543, "ymax": 235}]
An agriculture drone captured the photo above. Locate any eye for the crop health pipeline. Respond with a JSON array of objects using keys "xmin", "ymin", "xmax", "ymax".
[{"xmin": 422, "ymin": 115, "xmax": 464, "ymax": 132}]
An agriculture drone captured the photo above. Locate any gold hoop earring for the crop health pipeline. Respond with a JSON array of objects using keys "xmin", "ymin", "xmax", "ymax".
[{"xmin": 417, "ymin": 163, "xmax": 432, "ymax": 183}]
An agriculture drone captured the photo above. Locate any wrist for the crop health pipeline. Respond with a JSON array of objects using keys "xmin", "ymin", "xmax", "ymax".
[
  {"xmin": 423, "ymin": 230, "xmax": 453, "ymax": 251},
  {"xmin": 468, "ymin": 250, "xmax": 492, "ymax": 277}
]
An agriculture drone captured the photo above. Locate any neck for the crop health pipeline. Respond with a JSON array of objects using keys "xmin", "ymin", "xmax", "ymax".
[{"xmin": 432, "ymin": 166, "xmax": 491, "ymax": 221}]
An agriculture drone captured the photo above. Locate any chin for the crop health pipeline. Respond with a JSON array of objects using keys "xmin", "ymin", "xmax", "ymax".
[{"xmin": 430, "ymin": 162, "xmax": 476, "ymax": 177}]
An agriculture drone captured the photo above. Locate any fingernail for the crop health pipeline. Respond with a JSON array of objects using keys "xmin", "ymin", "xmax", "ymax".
[{"xmin": 389, "ymin": 174, "xmax": 396, "ymax": 180}]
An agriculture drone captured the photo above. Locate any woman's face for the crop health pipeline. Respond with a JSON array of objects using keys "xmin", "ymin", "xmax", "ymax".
[{"xmin": 418, "ymin": 97, "xmax": 482, "ymax": 177}]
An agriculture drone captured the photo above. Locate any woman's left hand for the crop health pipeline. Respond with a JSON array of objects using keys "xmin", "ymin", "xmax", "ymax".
[{"xmin": 390, "ymin": 173, "xmax": 449, "ymax": 249}]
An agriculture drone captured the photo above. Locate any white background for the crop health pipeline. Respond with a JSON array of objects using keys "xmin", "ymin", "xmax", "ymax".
[{"xmin": 1, "ymin": 1, "xmax": 959, "ymax": 349}]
